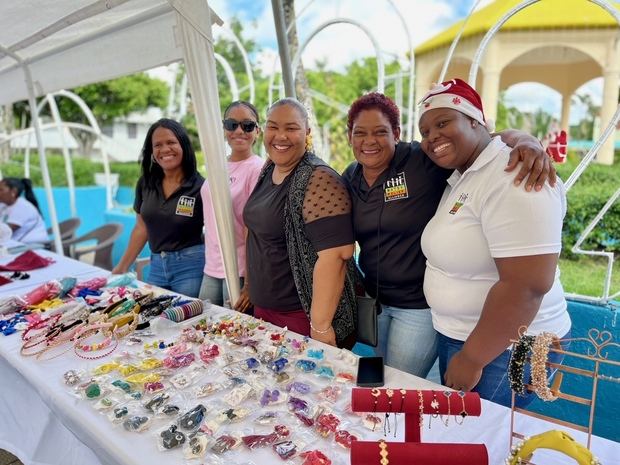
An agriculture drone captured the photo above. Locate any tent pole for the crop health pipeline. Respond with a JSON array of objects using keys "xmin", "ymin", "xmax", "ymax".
[{"xmin": 271, "ymin": 0, "xmax": 296, "ymax": 98}]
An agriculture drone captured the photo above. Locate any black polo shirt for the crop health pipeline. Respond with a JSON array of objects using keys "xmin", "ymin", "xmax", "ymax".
[
  {"xmin": 134, "ymin": 173, "xmax": 205, "ymax": 253},
  {"xmin": 342, "ymin": 141, "xmax": 451, "ymax": 309}
]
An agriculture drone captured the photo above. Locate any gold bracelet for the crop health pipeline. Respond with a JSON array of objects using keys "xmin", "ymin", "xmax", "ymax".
[
  {"xmin": 379, "ymin": 439, "xmax": 389, "ymax": 465},
  {"xmin": 506, "ymin": 430, "xmax": 600, "ymax": 465}
]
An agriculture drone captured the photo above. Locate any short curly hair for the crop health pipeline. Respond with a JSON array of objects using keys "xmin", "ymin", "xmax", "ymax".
[{"xmin": 347, "ymin": 92, "xmax": 400, "ymax": 132}]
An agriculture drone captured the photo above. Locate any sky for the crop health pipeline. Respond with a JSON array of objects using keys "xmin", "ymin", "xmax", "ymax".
[{"xmin": 191, "ymin": 0, "xmax": 603, "ymax": 124}]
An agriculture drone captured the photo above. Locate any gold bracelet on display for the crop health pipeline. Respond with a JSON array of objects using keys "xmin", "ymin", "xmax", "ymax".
[{"xmin": 379, "ymin": 439, "xmax": 389, "ymax": 465}]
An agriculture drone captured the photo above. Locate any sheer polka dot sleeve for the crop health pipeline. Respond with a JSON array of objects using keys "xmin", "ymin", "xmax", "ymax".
[
  {"xmin": 302, "ymin": 166, "xmax": 354, "ymax": 252},
  {"xmin": 302, "ymin": 166, "xmax": 352, "ymax": 223}
]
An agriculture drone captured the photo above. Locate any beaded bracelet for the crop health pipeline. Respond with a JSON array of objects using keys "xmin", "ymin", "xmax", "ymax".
[
  {"xmin": 509, "ymin": 334, "xmax": 535, "ymax": 395},
  {"xmin": 530, "ymin": 332, "xmax": 559, "ymax": 401}
]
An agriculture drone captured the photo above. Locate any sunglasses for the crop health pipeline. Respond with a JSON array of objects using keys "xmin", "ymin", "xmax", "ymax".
[{"xmin": 222, "ymin": 119, "xmax": 258, "ymax": 133}]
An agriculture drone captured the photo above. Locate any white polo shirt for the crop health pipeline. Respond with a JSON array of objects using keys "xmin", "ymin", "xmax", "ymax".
[
  {"xmin": 0, "ymin": 197, "xmax": 49, "ymax": 244},
  {"xmin": 421, "ymin": 137, "xmax": 571, "ymax": 342}
]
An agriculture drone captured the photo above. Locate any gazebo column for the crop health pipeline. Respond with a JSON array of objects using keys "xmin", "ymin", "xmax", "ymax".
[
  {"xmin": 560, "ymin": 92, "xmax": 572, "ymax": 134},
  {"xmin": 599, "ymin": 65, "xmax": 619, "ymax": 165},
  {"xmin": 480, "ymin": 42, "xmax": 501, "ymax": 125},
  {"xmin": 481, "ymin": 68, "xmax": 500, "ymax": 124}
]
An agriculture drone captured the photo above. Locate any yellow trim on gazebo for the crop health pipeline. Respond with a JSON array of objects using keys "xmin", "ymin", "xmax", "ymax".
[{"xmin": 415, "ymin": 0, "xmax": 620, "ymax": 55}]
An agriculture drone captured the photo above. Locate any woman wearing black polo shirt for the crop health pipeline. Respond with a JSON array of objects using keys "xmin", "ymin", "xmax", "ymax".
[
  {"xmin": 113, "ymin": 119, "xmax": 205, "ymax": 297},
  {"xmin": 342, "ymin": 92, "xmax": 555, "ymax": 378}
]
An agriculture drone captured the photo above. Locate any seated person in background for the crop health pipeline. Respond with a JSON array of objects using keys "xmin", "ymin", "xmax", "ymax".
[
  {"xmin": 0, "ymin": 178, "xmax": 48, "ymax": 244},
  {"xmin": 418, "ymin": 79, "xmax": 571, "ymax": 407}
]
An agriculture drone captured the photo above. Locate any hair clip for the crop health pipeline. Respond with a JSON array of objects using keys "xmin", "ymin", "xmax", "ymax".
[
  {"xmin": 161, "ymin": 424, "xmax": 186, "ymax": 449},
  {"xmin": 334, "ymin": 429, "xmax": 358, "ymax": 449},
  {"xmin": 123, "ymin": 415, "xmax": 150, "ymax": 432},
  {"xmin": 179, "ymin": 404, "xmax": 207, "ymax": 430},
  {"xmin": 211, "ymin": 434, "xmax": 240, "ymax": 454},
  {"xmin": 273, "ymin": 440, "xmax": 297, "ymax": 460},
  {"xmin": 300, "ymin": 449, "xmax": 332, "ymax": 465}
]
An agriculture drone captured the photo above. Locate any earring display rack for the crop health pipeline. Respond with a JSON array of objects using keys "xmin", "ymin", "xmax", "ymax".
[
  {"xmin": 350, "ymin": 388, "xmax": 488, "ymax": 465},
  {"xmin": 510, "ymin": 327, "xmax": 620, "ymax": 458}
]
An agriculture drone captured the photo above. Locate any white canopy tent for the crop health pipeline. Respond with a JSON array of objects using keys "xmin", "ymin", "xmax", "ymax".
[{"xmin": 0, "ymin": 0, "xmax": 241, "ymax": 302}]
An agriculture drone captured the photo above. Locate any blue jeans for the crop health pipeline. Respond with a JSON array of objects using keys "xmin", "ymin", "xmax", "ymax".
[
  {"xmin": 376, "ymin": 305, "xmax": 438, "ymax": 378},
  {"xmin": 148, "ymin": 244, "xmax": 205, "ymax": 298},
  {"xmin": 198, "ymin": 275, "xmax": 244, "ymax": 307},
  {"xmin": 438, "ymin": 331, "xmax": 570, "ymax": 408}
]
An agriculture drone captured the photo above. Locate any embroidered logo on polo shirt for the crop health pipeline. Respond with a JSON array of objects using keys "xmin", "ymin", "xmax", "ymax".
[
  {"xmin": 448, "ymin": 193, "xmax": 468, "ymax": 215},
  {"xmin": 384, "ymin": 172, "xmax": 409, "ymax": 202},
  {"xmin": 176, "ymin": 196, "xmax": 196, "ymax": 217}
]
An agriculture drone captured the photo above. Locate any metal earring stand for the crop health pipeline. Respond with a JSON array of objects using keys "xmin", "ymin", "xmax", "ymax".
[{"xmin": 509, "ymin": 327, "xmax": 620, "ymax": 463}]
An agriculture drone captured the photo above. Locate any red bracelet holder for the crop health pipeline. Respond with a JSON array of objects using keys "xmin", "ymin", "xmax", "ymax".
[
  {"xmin": 350, "ymin": 441, "xmax": 488, "ymax": 465},
  {"xmin": 350, "ymin": 388, "xmax": 488, "ymax": 465}
]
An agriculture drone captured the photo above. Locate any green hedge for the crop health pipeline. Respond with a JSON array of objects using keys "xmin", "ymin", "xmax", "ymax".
[
  {"xmin": 2, "ymin": 153, "xmax": 141, "ymax": 186},
  {"xmin": 557, "ymin": 152, "xmax": 620, "ymax": 258}
]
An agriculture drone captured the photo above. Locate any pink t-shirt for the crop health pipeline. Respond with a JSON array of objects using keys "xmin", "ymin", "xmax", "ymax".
[{"xmin": 201, "ymin": 154, "xmax": 264, "ymax": 278}]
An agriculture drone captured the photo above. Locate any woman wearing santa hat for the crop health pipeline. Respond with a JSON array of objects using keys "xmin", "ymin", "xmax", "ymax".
[
  {"xmin": 418, "ymin": 79, "xmax": 570, "ymax": 407},
  {"xmin": 342, "ymin": 91, "xmax": 555, "ymax": 381}
]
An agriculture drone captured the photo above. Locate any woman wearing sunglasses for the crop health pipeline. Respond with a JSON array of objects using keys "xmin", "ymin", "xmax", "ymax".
[
  {"xmin": 113, "ymin": 119, "xmax": 205, "ymax": 296},
  {"xmin": 199, "ymin": 101, "xmax": 264, "ymax": 309}
]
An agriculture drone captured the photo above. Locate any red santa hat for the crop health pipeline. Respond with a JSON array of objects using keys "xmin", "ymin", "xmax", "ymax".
[{"xmin": 419, "ymin": 78, "xmax": 494, "ymax": 131}]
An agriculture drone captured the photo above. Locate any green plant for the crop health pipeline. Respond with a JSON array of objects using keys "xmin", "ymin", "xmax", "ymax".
[{"xmin": 3, "ymin": 152, "xmax": 141, "ymax": 186}]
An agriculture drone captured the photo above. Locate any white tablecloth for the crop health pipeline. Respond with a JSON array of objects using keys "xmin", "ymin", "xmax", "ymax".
[{"xmin": 0, "ymin": 254, "xmax": 618, "ymax": 465}]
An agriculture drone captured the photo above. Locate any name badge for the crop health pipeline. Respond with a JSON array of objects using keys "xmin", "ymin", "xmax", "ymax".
[
  {"xmin": 384, "ymin": 172, "xmax": 409, "ymax": 202},
  {"xmin": 176, "ymin": 196, "xmax": 196, "ymax": 217}
]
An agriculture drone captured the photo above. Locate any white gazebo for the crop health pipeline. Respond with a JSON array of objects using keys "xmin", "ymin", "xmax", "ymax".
[{"xmin": 414, "ymin": 0, "xmax": 620, "ymax": 165}]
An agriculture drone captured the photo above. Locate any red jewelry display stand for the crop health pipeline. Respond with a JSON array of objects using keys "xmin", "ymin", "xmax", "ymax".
[
  {"xmin": 350, "ymin": 441, "xmax": 488, "ymax": 465},
  {"xmin": 350, "ymin": 388, "xmax": 488, "ymax": 465}
]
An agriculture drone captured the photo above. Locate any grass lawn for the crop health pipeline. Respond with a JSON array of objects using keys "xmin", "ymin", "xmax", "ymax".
[{"xmin": 559, "ymin": 256, "xmax": 620, "ymax": 298}]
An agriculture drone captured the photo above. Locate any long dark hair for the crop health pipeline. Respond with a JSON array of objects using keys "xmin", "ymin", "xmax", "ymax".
[
  {"xmin": 140, "ymin": 118, "xmax": 197, "ymax": 189},
  {"xmin": 1, "ymin": 177, "xmax": 41, "ymax": 213}
]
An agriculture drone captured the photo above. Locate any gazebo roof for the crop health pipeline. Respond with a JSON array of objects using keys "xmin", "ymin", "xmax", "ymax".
[{"xmin": 415, "ymin": 0, "xmax": 620, "ymax": 55}]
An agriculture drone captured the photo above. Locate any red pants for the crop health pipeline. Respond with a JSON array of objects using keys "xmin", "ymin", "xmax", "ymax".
[{"xmin": 254, "ymin": 306, "xmax": 310, "ymax": 337}]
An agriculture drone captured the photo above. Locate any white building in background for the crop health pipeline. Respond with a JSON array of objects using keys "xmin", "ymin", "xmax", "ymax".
[{"xmin": 10, "ymin": 106, "xmax": 163, "ymax": 163}]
